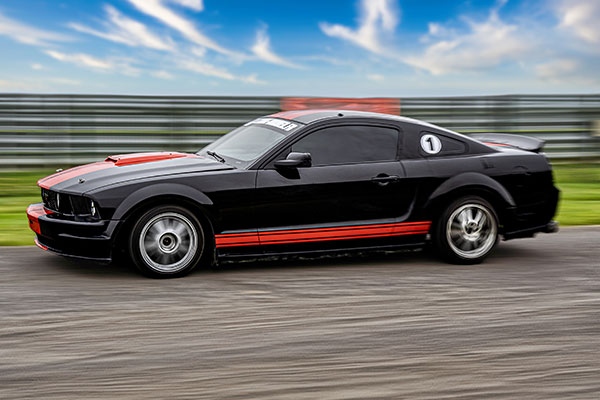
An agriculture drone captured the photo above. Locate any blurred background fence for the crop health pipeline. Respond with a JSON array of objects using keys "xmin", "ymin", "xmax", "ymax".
[{"xmin": 1, "ymin": 93, "xmax": 599, "ymax": 168}]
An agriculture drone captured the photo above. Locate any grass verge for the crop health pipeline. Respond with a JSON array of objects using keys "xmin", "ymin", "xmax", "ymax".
[{"xmin": 0, "ymin": 163, "xmax": 598, "ymax": 246}]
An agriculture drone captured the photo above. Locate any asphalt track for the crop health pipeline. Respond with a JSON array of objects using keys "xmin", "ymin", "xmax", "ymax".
[{"xmin": 0, "ymin": 227, "xmax": 599, "ymax": 399}]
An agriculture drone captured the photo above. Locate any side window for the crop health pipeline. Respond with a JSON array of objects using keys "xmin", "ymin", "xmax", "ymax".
[
  {"xmin": 419, "ymin": 131, "xmax": 466, "ymax": 157},
  {"xmin": 291, "ymin": 125, "xmax": 399, "ymax": 166}
]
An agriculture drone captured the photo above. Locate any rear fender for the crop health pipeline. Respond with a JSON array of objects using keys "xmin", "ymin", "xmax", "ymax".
[{"xmin": 424, "ymin": 172, "xmax": 515, "ymax": 225}]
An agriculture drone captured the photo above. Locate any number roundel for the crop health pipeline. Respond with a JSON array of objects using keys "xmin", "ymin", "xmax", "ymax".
[{"xmin": 420, "ymin": 134, "xmax": 442, "ymax": 154}]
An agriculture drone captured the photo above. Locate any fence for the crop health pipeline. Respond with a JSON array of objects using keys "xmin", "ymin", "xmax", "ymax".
[{"xmin": 0, "ymin": 94, "xmax": 598, "ymax": 168}]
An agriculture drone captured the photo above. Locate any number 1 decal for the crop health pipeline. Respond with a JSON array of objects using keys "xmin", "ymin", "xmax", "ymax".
[{"xmin": 420, "ymin": 134, "xmax": 442, "ymax": 154}]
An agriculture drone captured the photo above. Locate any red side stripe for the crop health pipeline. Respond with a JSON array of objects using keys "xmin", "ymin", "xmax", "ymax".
[
  {"xmin": 215, "ymin": 235, "xmax": 260, "ymax": 247},
  {"xmin": 259, "ymin": 224, "xmax": 430, "ymax": 244},
  {"xmin": 260, "ymin": 230, "xmax": 429, "ymax": 246},
  {"xmin": 38, "ymin": 162, "xmax": 114, "ymax": 189},
  {"xmin": 259, "ymin": 221, "xmax": 428, "ymax": 237},
  {"xmin": 215, "ymin": 221, "xmax": 431, "ymax": 248},
  {"xmin": 216, "ymin": 241, "xmax": 260, "ymax": 248}
]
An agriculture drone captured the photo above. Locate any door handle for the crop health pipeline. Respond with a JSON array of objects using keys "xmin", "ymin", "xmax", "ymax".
[{"xmin": 371, "ymin": 174, "xmax": 400, "ymax": 186}]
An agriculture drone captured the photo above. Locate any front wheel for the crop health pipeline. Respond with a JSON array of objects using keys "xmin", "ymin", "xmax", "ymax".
[
  {"xmin": 433, "ymin": 196, "xmax": 498, "ymax": 264},
  {"xmin": 129, "ymin": 205, "xmax": 205, "ymax": 278}
]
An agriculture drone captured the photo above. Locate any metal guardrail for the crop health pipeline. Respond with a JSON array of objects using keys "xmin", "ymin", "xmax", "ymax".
[{"xmin": 0, "ymin": 94, "xmax": 598, "ymax": 168}]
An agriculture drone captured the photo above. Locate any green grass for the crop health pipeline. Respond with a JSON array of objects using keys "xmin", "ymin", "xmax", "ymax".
[
  {"xmin": 0, "ymin": 170, "xmax": 53, "ymax": 246},
  {"xmin": 1, "ymin": 164, "xmax": 598, "ymax": 246},
  {"xmin": 553, "ymin": 164, "xmax": 600, "ymax": 226}
]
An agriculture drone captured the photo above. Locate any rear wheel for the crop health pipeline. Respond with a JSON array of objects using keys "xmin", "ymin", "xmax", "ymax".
[
  {"xmin": 433, "ymin": 196, "xmax": 498, "ymax": 264},
  {"xmin": 129, "ymin": 205, "xmax": 205, "ymax": 278}
]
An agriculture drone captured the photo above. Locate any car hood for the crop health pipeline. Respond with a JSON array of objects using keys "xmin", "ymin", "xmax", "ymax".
[{"xmin": 38, "ymin": 152, "xmax": 234, "ymax": 194}]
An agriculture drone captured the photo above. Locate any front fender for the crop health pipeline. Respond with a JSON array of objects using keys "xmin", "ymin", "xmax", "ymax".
[
  {"xmin": 111, "ymin": 183, "xmax": 213, "ymax": 220},
  {"xmin": 425, "ymin": 172, "xmax": 515, "ymax": 209}
]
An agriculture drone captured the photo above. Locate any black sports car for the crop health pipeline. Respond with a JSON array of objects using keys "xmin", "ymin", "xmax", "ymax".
[{"xmin": 27, "ymin": 110, "xmax": 559, "ymax": 278}]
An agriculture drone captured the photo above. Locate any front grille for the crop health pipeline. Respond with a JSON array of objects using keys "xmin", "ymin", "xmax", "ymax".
[
  {"xmin": 41, "ymin": 189, "xmax": 92, "ymax": 216},
  {"xmin": 70, "ymin": 196, "xmax": 90, "ymax": 215}
]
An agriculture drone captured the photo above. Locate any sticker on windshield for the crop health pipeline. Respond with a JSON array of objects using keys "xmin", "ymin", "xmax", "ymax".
[
  {"xmin": 420, "ymin": 134, "xmax": 442, "ymax": 154},
  {"xmin": 245, "ymin": 118, "xmax": 298, "ymax": 132}
]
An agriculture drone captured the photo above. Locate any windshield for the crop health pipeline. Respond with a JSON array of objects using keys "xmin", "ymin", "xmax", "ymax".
[{"xmin": 197, "ymin": 118, "xmax": 301, "ymax": 167}]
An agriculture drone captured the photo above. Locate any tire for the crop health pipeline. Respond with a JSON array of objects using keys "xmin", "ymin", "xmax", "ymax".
[
  {"xmin": 433, "ymin": 196, "xmax": 499, "ymax": 264},
  {"xmin": 129, "ymin": 205, "xmax": 206, "ymax": 278}
]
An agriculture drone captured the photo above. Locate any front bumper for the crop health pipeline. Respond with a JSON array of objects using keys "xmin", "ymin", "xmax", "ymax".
[{"xmin": 27, "ymin": 203, "xmax": 118, "ymax": 261}]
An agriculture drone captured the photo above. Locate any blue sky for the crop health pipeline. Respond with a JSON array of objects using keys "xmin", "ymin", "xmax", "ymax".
[{"xmin": 0, "ymin": 0, "xmax": 598, "ymax": 96}]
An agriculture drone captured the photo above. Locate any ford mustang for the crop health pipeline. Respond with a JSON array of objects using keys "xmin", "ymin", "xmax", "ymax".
[{"xmin": 27, "ymin": 110, "xmax": 559, "ymax": 278}]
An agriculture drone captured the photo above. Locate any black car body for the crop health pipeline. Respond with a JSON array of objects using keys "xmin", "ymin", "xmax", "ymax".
[{"xmin": 27, "ymin": 110, "xmax": 559, "ymax": 277}]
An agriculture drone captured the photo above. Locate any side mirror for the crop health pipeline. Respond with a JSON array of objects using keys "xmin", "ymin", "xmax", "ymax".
[{"xmin": 274, "ymin": 152, "xmax": 312, "ymax": 169}]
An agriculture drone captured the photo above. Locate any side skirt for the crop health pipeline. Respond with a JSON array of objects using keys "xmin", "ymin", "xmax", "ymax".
[{"xmin": 216, "ymin": 241, "xmax": 427, "ymax": 263}]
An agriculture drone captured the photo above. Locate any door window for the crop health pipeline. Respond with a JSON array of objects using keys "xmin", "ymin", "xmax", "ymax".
[{"xmin": 291, "ymin": 125, "xmax": 400, "ymax": 166}]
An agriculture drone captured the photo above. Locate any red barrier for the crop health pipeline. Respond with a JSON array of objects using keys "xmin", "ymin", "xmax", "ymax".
[{"xmin": 281, "ymin": 97, "xmax": 400, "ymax": 115}]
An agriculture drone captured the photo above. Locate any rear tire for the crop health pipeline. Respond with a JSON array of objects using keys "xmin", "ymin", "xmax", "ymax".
[
  {"xmin": 433, "ymin": 196, "xmax": 498, "ymax": 264},
  {"xmin": 129, "ymin": 205, "xmax": 206, "ymax": 278}
]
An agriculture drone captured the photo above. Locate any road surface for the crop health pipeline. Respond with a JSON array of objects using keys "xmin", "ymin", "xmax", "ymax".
[{"xmin": 1, "ymin": 227, "xmax": 599, "ymax": 399}]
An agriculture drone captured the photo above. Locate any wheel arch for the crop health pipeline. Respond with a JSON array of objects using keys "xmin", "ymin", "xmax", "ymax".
[
  {"xmin": 111, "ymin": 183, "xmax": 214, "ymax": 220},
  {"xmin": 110, "ymin": 184, "xmax": 217, "ymax": 262},
  {"xmin": 424, "ymin": 172, "xmax": 515, "ymax": 231}
]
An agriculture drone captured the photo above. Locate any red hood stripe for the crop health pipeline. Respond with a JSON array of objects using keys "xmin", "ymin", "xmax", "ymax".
[
  {"xmin": 37, "ymin": 152, "xmax": 198, "ymax": 189},
  {"xmin": 38, "ymin": 162, "xmax": 114, "ymax": 189},
  {"xmin": 106, "ymin": 152, "xmax": 197, "ymax": 166}
]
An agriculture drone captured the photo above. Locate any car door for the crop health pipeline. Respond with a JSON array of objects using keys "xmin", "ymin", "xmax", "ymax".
[{"xmin": 253, "ymin": 123, "xmax": 425, "ymax": 253}]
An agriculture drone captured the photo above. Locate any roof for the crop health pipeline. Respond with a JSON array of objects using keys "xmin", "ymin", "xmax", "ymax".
[
  {"xmin": 267, "ymin": 109, "xmax": 471, "ymax": 140},
  {"xmin": 269, "ymin": 109, "xmax": 426, "ymax": 126},
  {"xmin": 269, "ymin": 109, "xmax": 472, "ymax": 140}
]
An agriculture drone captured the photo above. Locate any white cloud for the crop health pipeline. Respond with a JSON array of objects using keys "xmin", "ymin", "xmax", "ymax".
[
  {"xmin": 403, "ymin": 7, "xmax": 531, "ymax": 75},
  {"xmin": 31, "ymin": 63, "xmax": 44, "ymax": 70},
  {"xmin": 241, "ymin": 74, "xmax": 263, "ymax": 85},
  {"xmin": 151, "ymin": 70, "xmax": 175, "ymax": 79},
  {"xmin": 535, "ymin": 59, "xmax": 578, "ymax": 81},
  {"xmin": 190, "ymin": 46, "xmax": 206, "ymax": 57},
  {"xmin": 0, "ymin": 11, "xmax": 70, "ymax": 46},
  {"xmin": 171, "ymin": 0, "xmax": 203, "ymax": 11},
  {"xmin": 69, "ymin": 5, "xmax": 174, "ymax": 51},
  {"xmin": 0, "ymin": 79, "xmax": 36, "ymax": 90},
  {"xmin": 251, "ymin": 27, "xmax": 302, "ymax": 68},
  {"xmin": 43, "ymin": 50, "xmax": 142, "ymax": 76},
  {"xmin": 367, "ymin": 73, "xmax": 385, "ymax": 82},
  {"xmin": 320, "ymin": 0, "xmax": 398, "ymax": 55},
  {"xmin": 48, "ymin": 77, "xmax": 81, "ymax": 86},
  {"xmin": 178, "ymin": 58, "xmax": 263, "ymax": 83},
  {"xmin": 556, "ymin": 0, "xmax": 600, "ymax": 44},
  {"xmin": 126, "ymin": 0, "xmax": 239, "ymax": 57},
  {"xmin": 44, "ymin": 50, "xmax": 113, "ymax": 69},
  {"xmin": 296, "ymin": 55, "xmax": 354, "ymax": 67}
]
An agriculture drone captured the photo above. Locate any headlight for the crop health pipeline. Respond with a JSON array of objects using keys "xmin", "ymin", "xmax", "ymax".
[
  {"xmin": 40, "ymin": 190, "xmax": 99, "ymax": 218},
  {"xmin": 90, "ymin": 200, "xmax": 97, "ymax": 218}
]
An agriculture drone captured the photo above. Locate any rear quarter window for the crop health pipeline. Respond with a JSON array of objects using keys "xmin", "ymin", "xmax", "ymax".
[{"xmin": 419, "ymin": 131, "xmax": 467, "ymax": 157}]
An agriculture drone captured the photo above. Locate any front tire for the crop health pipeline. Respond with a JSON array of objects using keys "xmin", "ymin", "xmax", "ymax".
[
  {"xmin": 129, "ymin": 205, "xmax": 205, "ymax": 278},
  {"xmin": 433, "ymin": 196, "xmax": 498, "ymax": 264}
]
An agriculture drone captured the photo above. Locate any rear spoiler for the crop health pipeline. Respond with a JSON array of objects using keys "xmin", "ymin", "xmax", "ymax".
[{"xmin": 469, "ymin": 133, "xmax": 545, "ymax": 153}]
